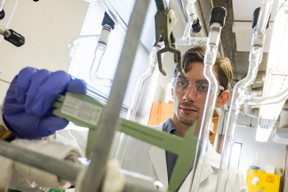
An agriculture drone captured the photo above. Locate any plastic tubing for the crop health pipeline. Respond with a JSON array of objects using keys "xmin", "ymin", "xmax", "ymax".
[
  {"xmin": 114, "ymin": 43, "xmax": 161, "ymax": 164},
  {"xmin": 189, "ymin": 6, "xmax": 226, "ymax": 192},
  {"xmin": 215, "ymin": 1, "xmax": 273, "ymax": 191}
]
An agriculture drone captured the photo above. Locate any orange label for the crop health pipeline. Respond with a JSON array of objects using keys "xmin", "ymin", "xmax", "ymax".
[{"xmin": 266, "ymin": 175, "xmax": 275, "ymax": 183}]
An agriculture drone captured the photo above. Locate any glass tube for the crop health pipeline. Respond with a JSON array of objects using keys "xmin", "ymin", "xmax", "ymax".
[
  {"xmin": 189, "ymin": 21, "xmax": 224, "ymax": 192},
  {"xmin": 89, "ymin": 24, "xmax": 113, "ymax": 87},
  {"xmin": 215, "ymin": 0, "xmax": 273, "ymax": 191},
  {"xmin": 114, "ymin": 44, "xmax": 160, "ymax": 164}
]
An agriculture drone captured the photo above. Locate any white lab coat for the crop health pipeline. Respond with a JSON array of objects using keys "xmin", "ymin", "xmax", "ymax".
[{"xmin": 119, "ymin": 124, "xmax": 247, "ymax": 192}]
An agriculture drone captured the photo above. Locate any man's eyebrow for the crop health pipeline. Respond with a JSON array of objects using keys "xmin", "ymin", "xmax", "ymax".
[
  {"xmin": 177, "ymin": 75, "xmax": 185, "ymax": 78},
  {"xmin": 196, "ymin": 79, "xmax": 208, "ymax": 83},
  {"xmin": 176, "ymin": 75, "xmax": 208, "ymax": 82}
]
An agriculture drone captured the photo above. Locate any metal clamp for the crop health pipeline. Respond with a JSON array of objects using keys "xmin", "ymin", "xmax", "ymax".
[{"xmin": 154, "ymin": 0, "xmax": 184, "ymax": 75}]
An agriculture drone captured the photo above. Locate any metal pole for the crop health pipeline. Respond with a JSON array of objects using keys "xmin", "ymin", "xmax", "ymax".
[
  {"xmin": 80, "ymin": 0, "xmax": 150, "ymax": 191},
  {"xmin": 123, "ymin": 170, "xmax": 164, "ymax": 192},
  {"xmin": 0, "ymin": 141, "xmax": 163, "ymax": 191},
  {"xmin": 0, "ymin": 140, "xmax": 81, "ymax": 183}
]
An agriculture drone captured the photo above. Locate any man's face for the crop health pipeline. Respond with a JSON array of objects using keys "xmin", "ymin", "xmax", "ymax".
[{"xmin": 171, "ymin": 62, "xmax": 219, "ymax": 136}]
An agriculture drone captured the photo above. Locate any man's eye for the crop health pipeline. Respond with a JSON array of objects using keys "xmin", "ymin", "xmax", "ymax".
[
  {"xmin": 177, "ymin": 79, "xmax": 188, "ymax": 87},
  {"xmin": 197, "ymin": 84, "xmax": 208, "ymax": 92}
]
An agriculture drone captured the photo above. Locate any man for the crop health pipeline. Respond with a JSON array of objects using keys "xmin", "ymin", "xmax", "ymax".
[
  {"xmin": 118, "ymin": 46, "xmax": 247, "ymax": 191},
  {"xmin": 169, "ymin": 46, "xmax": 246, "ymax": 191}
]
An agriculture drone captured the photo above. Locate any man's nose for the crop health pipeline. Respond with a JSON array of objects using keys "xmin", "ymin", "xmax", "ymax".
[{"xmin": 183, "ymin": 84, "xmax": 199, "ymax": 101}]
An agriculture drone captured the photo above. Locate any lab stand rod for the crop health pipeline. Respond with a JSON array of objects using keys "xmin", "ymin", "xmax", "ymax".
[
  {"xmin": 0, "ymin": 140, "xmax": 81, "ymax": 183},
  {"xmin": 79, "ymin": 0, "xmax": 150, "ymax": 191}
]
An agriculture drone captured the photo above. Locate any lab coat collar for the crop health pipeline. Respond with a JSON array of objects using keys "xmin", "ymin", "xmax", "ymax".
[
  {"xmin": 191, "ymin": 145, "xmax": 221, "ymax": 189},
  {"xmin": 148, "ymin": 143, "xmax": 221, "ymax": 191},
  {"xmin": 148, "ymin": 146, "xmax": 168, "ymax": 187},
  {"xmin": 205, "ymin": 143, "xmax": 221, "ymax": 169}
]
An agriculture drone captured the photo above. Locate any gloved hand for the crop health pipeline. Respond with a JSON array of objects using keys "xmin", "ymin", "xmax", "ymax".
[{"xmin": 2, "ymin": 67, "xmax": 87, "ymax": 139}]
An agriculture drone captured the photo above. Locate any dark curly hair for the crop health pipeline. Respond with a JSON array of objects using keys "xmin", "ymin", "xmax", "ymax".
[{"xmin": 174, "ymin": 46, "xmax": 233, "ymax": 90}]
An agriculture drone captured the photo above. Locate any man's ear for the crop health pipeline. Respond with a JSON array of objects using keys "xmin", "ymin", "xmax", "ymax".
[{"xmin": 216, "ymin": 90, "xmax": 230, "ymax": 108}]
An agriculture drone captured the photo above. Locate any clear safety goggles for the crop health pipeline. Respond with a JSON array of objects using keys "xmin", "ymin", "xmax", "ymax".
[{"xmin": 172, "ymin": 76, "xmax": 224, "ymax": 97}]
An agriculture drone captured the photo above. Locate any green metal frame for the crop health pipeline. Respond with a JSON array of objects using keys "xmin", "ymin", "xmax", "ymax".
[{"xmin": 53, "ymin": 92, "xmax": 198, "ymax": 191}]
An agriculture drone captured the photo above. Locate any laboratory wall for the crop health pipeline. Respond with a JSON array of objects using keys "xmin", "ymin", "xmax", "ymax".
[
  {"xmin": 234, "ymin": 124, "xmax": 286, "ymax": 178},
  {"xmin": 0, "ymin": 0, "xmax": 89, "ymax": 101}
]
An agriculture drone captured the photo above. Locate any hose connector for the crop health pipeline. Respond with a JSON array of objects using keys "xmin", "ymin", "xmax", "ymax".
[
  {"xmin": 4, "ymin": 29, "xmax": 25, "ymax": 47},
  {"xmin": 209, "ymin": 6, "xmax": 227, "ymax": 27},
  {"xmin": 101, "ymin": 12, "xmax": 115, "ymax": 29},
  {"xmin": 192, "ymin": 18, "xmax": 201, "ymax": 33},
  {"xmin": 252, "ymin": 7, "xmax": 270, "ymax": 29}
]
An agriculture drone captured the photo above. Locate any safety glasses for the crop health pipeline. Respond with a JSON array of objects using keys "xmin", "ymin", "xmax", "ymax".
[{"xmin": 173, "ymin": 76, "xmax": 224, "ymax": 97}]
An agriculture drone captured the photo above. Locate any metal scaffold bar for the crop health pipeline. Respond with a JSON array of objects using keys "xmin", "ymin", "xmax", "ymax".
[
  {"xmin": 0, "ymin": 140, "xmax": 163, "ymax": 191},
  {"xmin": 0, "ymin": 140, "xmax": 81, "ymax": 183},
  {"xmin": 79, "ymin": 0, "xmax": 151, "ymax": 191}
]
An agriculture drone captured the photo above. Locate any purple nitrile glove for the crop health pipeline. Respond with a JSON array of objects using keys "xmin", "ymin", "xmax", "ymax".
[{"xmin": 2, "ymin": 67, "xmax": 87, "ymax": 139}]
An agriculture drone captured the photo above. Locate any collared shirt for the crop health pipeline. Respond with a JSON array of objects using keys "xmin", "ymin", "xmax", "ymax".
[
  {"xmin": 163, "ymin": 118, "xmax": 192, "ymax": 190},
  {"xmin": 162, "ymin": 118, "xmax": 178, "ymax": 182}
]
